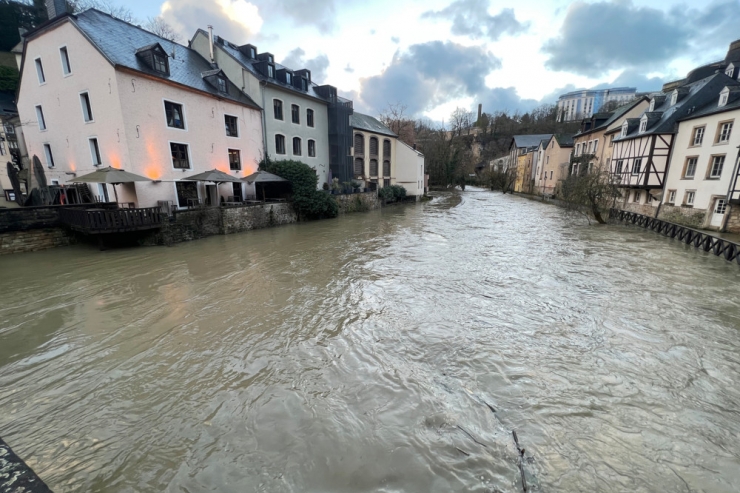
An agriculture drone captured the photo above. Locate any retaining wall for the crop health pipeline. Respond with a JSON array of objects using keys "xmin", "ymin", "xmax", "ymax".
[
  {"xmin": 657, "ymin": 204, "xmax": 707, "ymax": 229},
  {"xmin": 334, "ymin": 191, "xmax": 380, "ymax": 214}
]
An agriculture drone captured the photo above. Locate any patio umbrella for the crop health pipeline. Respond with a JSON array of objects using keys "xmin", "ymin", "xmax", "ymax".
[
  {"xmin": 242, "ymin": 171, "xmax": 289, "ymax": 201},
  {"xmin": 68, "ymin": 166, "xmax": 152, "ymax": 204},
  {"xmin": 182, "ymin": 169, "xmax": 244, "ymax": 205}
]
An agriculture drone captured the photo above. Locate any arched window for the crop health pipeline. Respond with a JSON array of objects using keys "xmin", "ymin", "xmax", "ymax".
[
  {"xmin": 354, "ymin": 133, "xmax": 364, "ymax": 156},
  {"xmin": 383, "ymin": 160, "xmax": 390, "ymax": 177},
  {"xmin": 383, "ymin": 139, "xmax": 391, "ymax": 159},
  {"xmin": 308, "ymin": 139, "xmax": 316, "ymax": 157},
  {"xmin": 354, "ymin": 158, "xmax": 364, "ymax": 176},
  {"xmin": 370, "ymin": 158, "xmax": 378, "ymax": 176},
  {"xmin": 293, "ymin": 137, "xmax": 301, "ymax": 156},
  {"xmin": 273, "ymin": 99, "xmax": 283, "ymax": 120},
  {"xmin": 275, "ymin": 134, "xmax": 285, "ymax": 154},
  {"xmin": 369, "ymin": 137, "xmax": 378, "ymax": 156}
]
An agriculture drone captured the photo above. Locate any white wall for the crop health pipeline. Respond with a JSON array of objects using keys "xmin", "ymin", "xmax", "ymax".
[{"xmin": 395, "ymin": 140, "xmax": 424, "ymax": 196}]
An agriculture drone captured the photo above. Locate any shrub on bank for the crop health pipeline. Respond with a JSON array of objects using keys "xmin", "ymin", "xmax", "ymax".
[
  {"xmin": 260, "ymin": 158, "xmax": 338, "ymax": 220},
  {"xmin": 378, "ymin": 185, "xmax": 407, "ymax": 203}
]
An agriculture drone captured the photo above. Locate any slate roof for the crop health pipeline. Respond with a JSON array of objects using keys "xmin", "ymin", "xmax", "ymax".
[
  {"xmin": 677, "ymin": 80, "xmax": 740, "ymax": 122},
  {"xmin": 351, "ymin": 112, "xmax": 397, "ymax": 137},
  {"xmin": 615, "ymin": 73, "xmax": 735, "ymax": 141},
  {"xmin": 553, "ymin": 134, "xmax": 574, "ymax": 147},
  {"xmin": 575, "ymin": 97, "xmax": 648, "ymax": 138},
  {"xmin": 31, "ymin": 10, "xmax": 260, "ymax": 109},
  {"xmin": 204, "ymin": 30, "xmax": 329, "ymax": 104},
  {"xmin": 512, "ymin": 134, "xmax": 553, "ymax": 149}
]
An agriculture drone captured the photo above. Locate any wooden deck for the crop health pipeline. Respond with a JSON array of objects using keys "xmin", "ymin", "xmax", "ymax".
[{"xmin": 59, "ymin": 207, "xmax": 164, "ymax": 234}]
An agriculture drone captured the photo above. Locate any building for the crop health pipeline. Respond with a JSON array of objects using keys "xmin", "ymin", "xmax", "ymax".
[
  {"xmin": 533, "ymin": 134, "xmax": 573, "ymax": 196},
  {"xmin": 556, "ymin": 87, "xmax": 637, "ymax": 122},
  {"xmin": 350, "ymin": 112, "xmax": 424, "ymax": 196},
  {"xmin": 661, "ymin": 78, "xmax": 740, "ymax": 230},
  {"xmin": 508, "ymin": 134, "xmax": 552, "ymax": 193},
  {"xmin": 190, "ymin": 29, "xmax": 353, "ymax": 188},
  {"xmin": 611, "ymin": 73, "xmax": 734, "ymax": 215},
  {"xmin": 15, "ymin": 7, "xmax": 264, "ymax": 209},
  {"xmin": 570, "ymin": 97, "xmax": 650, "ymax": 176},
  {"xmin": 0, "ymin": 91, "xmax": 29, "ymax": 207}
]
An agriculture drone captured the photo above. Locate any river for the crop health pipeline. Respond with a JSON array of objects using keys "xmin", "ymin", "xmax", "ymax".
[{"xmin": 1, "ymin": 190, "xmax": 740, "ymax": 492}]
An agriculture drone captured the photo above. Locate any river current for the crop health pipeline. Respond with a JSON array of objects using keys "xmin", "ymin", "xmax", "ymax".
[{"xmin": 2, "ymin": 190, "xmax": 740, "ymax": 492}]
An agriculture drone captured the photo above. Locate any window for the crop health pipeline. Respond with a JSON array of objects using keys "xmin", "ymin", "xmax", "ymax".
[
  {"xmin": 232, "ymin": 182, "xmax": 243, "ymax": 201},
  {"xmin": 35, "ymin": 58, "xmax": 45, "ymax": 83},
  {"xmin": 60, "ymin": 47, "xmax": 71, "ymax": 75},
  {"xmin": 633, "ymin": 190, "xmax": 641, "ymax": 203},
  {"xmin": 685, "ymin": 191, "xmax": 695, "ymax": 205},
  {"xmin": 727, "ymin": 65, "xmax": 735, "ymax": 78},
  {"xmin": 89, "ymin": 138, "xmax": 102, "ymax": 166},
  {"xmin": 550, "ymin": 171, "xmax": 553, "ymax": 179},
  {"xmin": 716, "ymin": 198, "xmax": 728, "ymax": 214},
  {"xmin": 684, "ymin": 157, "xmax": 697, "ymax": 178},
  {"xmin": 631, "ymin": 158, "xmax": 642, "ymax": 175},
  {"xmin": 354, "ymin": 134, "xmax": 364, "ymax": 155},
  {"xmin": 217, "ymin": 77, "xmax": 227, "ymax": 92},
  {"xmin": 164, "ymin": 101, "xmax": 184, "ymax": 129},
  {"xmin": 692, "ymin": 127, "xmax": 705, "ymax": 146},
  {"xmin": 610, "ymin": 134, "xmax": 615, "ymax": 146},
  {"xmin": 370, "ymin": 158, "xmax": 378, "ymax": 176},
  {"xmin": 649, "ymin": 99, "xmax": 655, "ymax": 112},
  {"xmin": 35, "ymin": 105, "xmax": 46, "ymax": 131},
  {"xmin": 587, "ymin": 141, "xmax": 592, "ymax": 153},
  {"xmin": 80, "ymin": 92, "xmax": 93, "ymax": 122},
  {"xmin": 285, "ymin": 72, "xmax": 292, "ymax": 85},
  {"xmin": 668, "ymin": 190, "xmax": 676, "ymax": 204},
  {"xmin": 307, "ymin": 108, "xmax": 314, "ymax": 127},
  {"xmin": 273, "ymin": 99, "xmax": 283, "ymax": 120},
  {"xmin": 170, "ymin": 142, "xmax": 190, "ymax": 169},
  {"xmin": 383, "ymin": 160, "xmax": 390, "ymax": 176},
  {"xmin": 291, "ymin": 104, "xmax": 300, "ymax": 124},
  {"xmin": 369, "ymin": 137, "xmax": 378, "ymax": 156},
  {"xmin": 176, "ymin": 181, "xmax": 198, "ymax": 207},
  {"xmin": 593, "ymin": 140, "xmax": 598, "ymax": 154},
  {"xmin": 4, "ymin": 124, "xmax": 14, "ymax": 135},
  {"xmin": 670, "ymin": 91, "xmax": 678, "ymax": 106},
  {"xmin": 575, "ymin": 143, "xmax": 581, "ymax": 155},
  {"xmin": 275, "ymin": 134, "xmax": 285, "ymax": 154},
  {"xmin": 354, "ymin": 157, "xmax": 364, "ymax": 176},
  {"xmin": 267, "ymin": 65, "xmax": 274, "ymax": 78},
  {"xmin": 153, "ymin": 53, "xmax": 167, "ymax": 73},
  {"xmin": 224, "ymin": 115, "xmax": 238, "ymax": 137},
  {"xmin": 639, "ymin": 119, "xmax": 647, "ymax": 133},
  {"xmin": 717, "ymin": 122, "xmax": 733, "ymax": 143},
  {"xmin": 308, "ymin": 139, "xmax": 316, "ymax": 157},
  {"xmin": 709, "ymin": 155, "xmax": 725, "ymax": 178},
  {"xmin": 228, "ymin": 149, "xmax": 241, "ymax": 170},
  {"xmin": 293, "ymin": 137, "xmax": 301, "ymax": 156},
  {"xmin": 546, "ymin": 155, "xmax": 550, "ymax": 164},
  {"xmin": 615, "ymin": 160, "xmax": 624, "ymax": 175},
  {"xmin": 621, "ymin": 123, "xmax": 628, "ymax": 137},
  {"xmin": 720, "ymin": 93, "xmax": 728, "ymax": 107},
  {"xmin": 43, "ymin": 143, "xmax": 54, "ymax": 168}
]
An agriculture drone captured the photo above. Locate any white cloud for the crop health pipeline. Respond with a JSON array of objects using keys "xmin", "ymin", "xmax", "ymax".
[{"xmin": 160, "ymin": 0, "xmax": 263, "ymax": 43}]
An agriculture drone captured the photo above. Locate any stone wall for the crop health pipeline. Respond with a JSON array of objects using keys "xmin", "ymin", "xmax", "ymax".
[
  {"xmin": 221, "ymin": 202, "xmax": 297, "ymax": 234},
  {"xmin": 657, "ymin": 204, "xmax": 707, "ymax": 229},
  {"xmin": 619, "ymin": 202, "xmax": 658, "ymax": 217},
  {"xmin": 725, "ymin": 205, "xmax": 740, "ymax": 234},
  {"xmin": 0, "ymin": 228, "xmax": 74, "ymax": 255},
  {"xmin": 335, "ymin": 191, "xmax": 380, "ymax": 214}
]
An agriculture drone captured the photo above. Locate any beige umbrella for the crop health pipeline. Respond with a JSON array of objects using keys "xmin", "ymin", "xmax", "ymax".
[{"xmin": 68, "ymin": 166, "xmax": 152, "ymax": 203}]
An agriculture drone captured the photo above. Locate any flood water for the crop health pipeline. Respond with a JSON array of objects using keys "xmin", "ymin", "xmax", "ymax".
[{"xmin": 2, "ymin": 190, "xmax": 740, "ymax": 492}]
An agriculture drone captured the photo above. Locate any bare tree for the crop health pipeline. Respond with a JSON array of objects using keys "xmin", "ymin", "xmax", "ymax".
[
  {"xmin": 69, "ymin": 0, "xmax": 135, "ymax": 22},
  {"xmin": 144, "ymin": 16, "xmax": 180, "ymax": 43},
  {"xmin": 378, "ymin": 103, "xmax": 416, "ymax": 146},
  {"xmin": 449, "ymin": 107, "xmax": 474, "ymax": 137},
  {"xmin": 559, "ymin": 160, "xmax": 622, "ymax": 224}
]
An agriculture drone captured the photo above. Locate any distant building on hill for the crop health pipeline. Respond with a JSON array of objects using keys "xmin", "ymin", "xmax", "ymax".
[{"xmin": 556, "ymin": 87, "xmax": 638, "ymax": 122}]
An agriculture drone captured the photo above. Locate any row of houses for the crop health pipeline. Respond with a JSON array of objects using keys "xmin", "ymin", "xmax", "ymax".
[
  {"xmin": 0, "ymin": 0, "xmax": 426, "ymax": 210},
  {"xmin": 504, "ymin": 39, "xmax": 740, "ymax": 233}
]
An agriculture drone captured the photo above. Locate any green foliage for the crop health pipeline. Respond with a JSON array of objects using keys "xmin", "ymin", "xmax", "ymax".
[
  {"xmin": 260, "ymin": 157, "xmax": 338, "ymax": 220},
  {"xmin": 0, "ymin": 65, "xmax": 19, "ymax": 91},
  {"xmin": 378, "ymin": 185, "xmax": 407, "ymax": 202}
]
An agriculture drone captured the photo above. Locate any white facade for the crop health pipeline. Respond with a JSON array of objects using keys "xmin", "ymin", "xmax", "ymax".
[
  {"xmin": 663, "ymin": 105, "xmax": 739, "ymax": 228},
  {"xmin": 395, "ymin": 141, "xmax": 425, "ymax": 197},
  {"xmin": 190, "ymin": 31, "xmax": 331, "ymax": 188},
  {"xmin": 16, "ymin": 15, "xmax": 263, "ymax": 209},
  {"xmin": 557, "ymin": 87, "xmax": 638, "ymax": 122}
]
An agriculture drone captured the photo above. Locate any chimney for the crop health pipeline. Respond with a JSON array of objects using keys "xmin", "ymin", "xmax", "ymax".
[
  {"xmin": 208, "ymin": 25, "xmax": 215, "ymax": 64},
  {"xmin": 477, "ymin": 103, "xmax": 482, "ymax": 121},
  {"xmin": 46, "ymin": 0, "xmax": 67, "ymax": 19}
]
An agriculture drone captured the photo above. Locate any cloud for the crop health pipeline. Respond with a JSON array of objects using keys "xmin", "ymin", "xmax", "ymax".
[
  {"xmin": 344, "ymin": 63, "xmax": 354, "ymax": 73},
  {"xmin": 356, "ymin": 41, "xmax": 501, "ymax": 115},
  {"xmin": 421, "ymin": 0, "xmax": 529, "ymax": 41},
  {"xmin": 477, "ymin": 87, "xmax": 540, "ymax": 114},
  {"xmin": 543, "ymin": 0, "xmax": 740, "ymax": 77},
  {"xmin": 160, "ymin": 0, "xmax": 263, "ymax": 43},
  {"xmin": 280, "ymin": 47, "xmax": 329, "ymax": 84},
  {"xmin": 391, "ymin": 36, "xmax": 400, "ymax": 44},
  {"xmin": 593, "ymin": 69, "xmax": 666, "ymax": 93},
  {"xmin": 252, "ymin": 0, "xmax": 341, "ymax": 33}
]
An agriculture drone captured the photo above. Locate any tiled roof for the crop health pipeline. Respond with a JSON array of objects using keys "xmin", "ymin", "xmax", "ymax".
[
  {"xmin": 615, "ymin": 73, "xmax": 734, "ymax": 141},
  {"xmin": 512, "ymin": 134, "xmax": 553, "ymax": 149},
  {"xmin": 205, "ymin": 30, "xmax": 329, "ymax": 104},
  {"xmin": 69, "ymin": 10, "xmax": 260, "ymax": 109},
  {"xmin": 351, "ymin": 112, "xmax": 396, "ymax": 137}
]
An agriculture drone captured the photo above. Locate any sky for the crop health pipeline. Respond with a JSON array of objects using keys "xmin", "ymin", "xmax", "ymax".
[{"xmin": 118, "ymin": 0, "xmax": 740, "ymax": 122}]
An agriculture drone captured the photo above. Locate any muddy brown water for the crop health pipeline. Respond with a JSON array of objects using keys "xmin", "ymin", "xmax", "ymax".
[{"xmin": 2, "ymin": 191, "xmax": 740, "ymax": 492}]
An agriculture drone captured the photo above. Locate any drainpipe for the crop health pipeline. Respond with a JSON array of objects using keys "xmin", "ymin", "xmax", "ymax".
[
  {"xmin": 720, "ymin": 144, "xmax": 740, "ymax": 232},
  {"xmin": 207, "ymin": 25, "xmax": 215, "ymax": 64},
  {"xmin": 259, "ymin": 80, "xmax": 268, "ymax": 166}
]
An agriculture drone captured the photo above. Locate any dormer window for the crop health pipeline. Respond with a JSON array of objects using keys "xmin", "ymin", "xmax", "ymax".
[
  {"xmin": 670, "ymin": 90, "xmax": 678, "ymax": 106},
  {"xmin": 726, "ymin": 63, "xmax": 735, "ymax": 78},
  {"xmin": 649, "ymin": 99, "xmax": 655, "ymax": 112},
  {"xmin": 217, "ymin": 77, "xmax": 227, "ymax": 92},
  {"xmin": 153, "ymin": 53, "xmax": 167, "ymax": 73},
  {"xmin": 621, "ymin": 122, "xmax": 628, "ymax": 137},
  {"xmin": 639, "ymin": 117, "xmax": 647, "ymax": 133},
  {"xmin": 285, "ymin": 72, "xmax": 291, "ymax": 85},
  {"xmin": 250, "ymin": 47, "xmax": 256, "ymax": 58},
  {"xmin": 267, "ymin": 65, "xmax": 274, "ymax": 78},
  {"xmin": 719, "ymin": 87, "xmax": 730, "ymax": 107}
]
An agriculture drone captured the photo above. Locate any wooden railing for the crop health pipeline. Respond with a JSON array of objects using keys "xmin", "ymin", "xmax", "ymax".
[
  {"xmin": 610, "ymin": 209, "xmax": 740, "ymax": 264},
  {"xmin": 59, "ymin": 207, "xmax": 164, "ymax": 234}
]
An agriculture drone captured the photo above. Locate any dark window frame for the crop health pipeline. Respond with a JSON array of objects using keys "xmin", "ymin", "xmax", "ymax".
[
  {"xmin": 273, "ymin": 99, "xmax": 283, "ymax": 120},
  {"xmin": 291, "ymin": 104, "xmax": 300, "ymax": 124},
  {"xmin": 308, "ymin": 139, "xmax": 316, "ymax": 157},
  {"xmin": 275, "ymin": 134, "xmax": 286, "ymax": 154},
  {"xmin": 60, "ymin": 46, "xmax": 71, "ymax": 75},
  {"xmin": 35, "ymin": 58, "xmax": 45, "ymax": 83},
  {"xmin": 307, "ymin": 108, "xmax": 314, "ymax": 127},
  {"xmin": 43, "ymin": 143, "xmax": 54, "ymax": 168},
  {"xmin": 228, "ymin": 148, "xmax": 241, "ymax": 170},
  {"xmin": 80, "ymin": 92, "xmax": 94, "ymax": 122},
  {"xmin": 89, "ymin": 138, "xmax": 102, "ymax": 166},
  {"xmin": 170, "ymin": 142, "xmax": 191, "ymax": 169},
  {"xmin": 293, "ymin": 137, "xmax": 302, "ymax": 156},
  {"xmin": 164, "ymin": 100, "xmax": 185, "ymax": 129},
  {"xmin": 224, "ymin": 114, "xmax": 238, "ymax": 137},
  {"xmin": 153, "ymin": 53, "xmax": 167, "ymax": 73}
]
